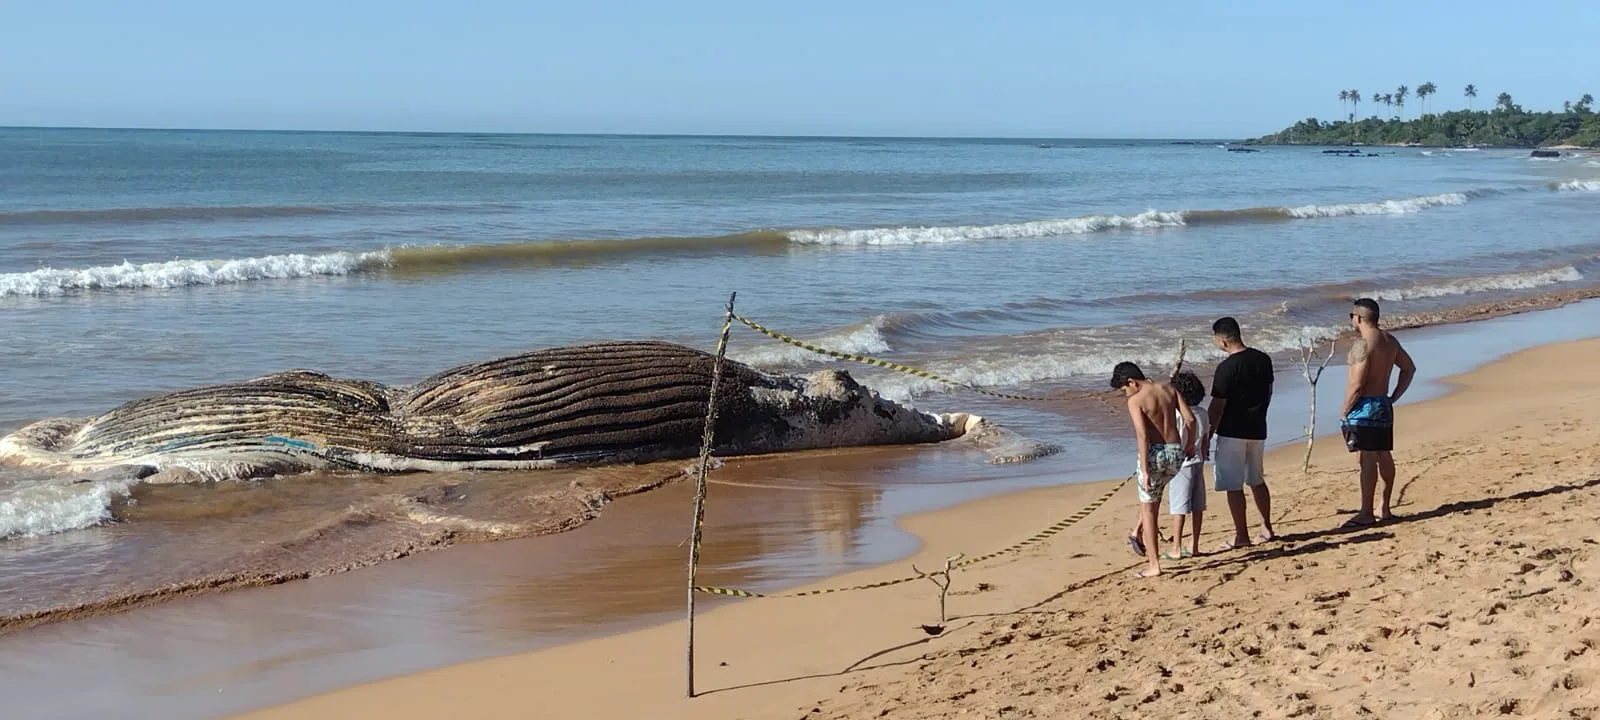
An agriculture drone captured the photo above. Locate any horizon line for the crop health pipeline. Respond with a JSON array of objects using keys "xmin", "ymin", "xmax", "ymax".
[{"xmin": 0, "ymin": 123, "xmax": 1247, "ymax": 142}]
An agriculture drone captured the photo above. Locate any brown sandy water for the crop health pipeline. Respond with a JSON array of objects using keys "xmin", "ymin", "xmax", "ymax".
[
  {"xmin": 1, "ymin": 442, "xmax": 1070, "ymax": 720},
  {"xmin": 3, "ymin": 296, "xmax": 1600, "ymax": 720},
  {"xmin": 0, "ymin": 466, "xmax": 655, "ymax": 627}
]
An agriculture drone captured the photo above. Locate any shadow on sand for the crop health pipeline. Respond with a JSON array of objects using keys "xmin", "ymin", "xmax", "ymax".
[{"xmin": 693, "ymin": 474, "xmax": 1600, "ymax": 696}]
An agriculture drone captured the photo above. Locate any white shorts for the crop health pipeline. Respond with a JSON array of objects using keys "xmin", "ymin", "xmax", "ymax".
[
  {"xmin": 1168, "ymin": 463, "xmax": 1207, "ymax": 515},
  {"xmin": 1213, "ymin": 436, "xmax": 1266, "ymax": 492}
]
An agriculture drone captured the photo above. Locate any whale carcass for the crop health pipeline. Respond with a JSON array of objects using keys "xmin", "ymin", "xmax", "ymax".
[{"xmin": 0, "ymin": 341, "xmax": 983, "ymax": 482}]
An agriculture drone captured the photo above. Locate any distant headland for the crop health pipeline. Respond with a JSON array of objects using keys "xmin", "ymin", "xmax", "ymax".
[{"xmin": 1251, "ymin": 83, "xmax": 1598, "ymax": 148}]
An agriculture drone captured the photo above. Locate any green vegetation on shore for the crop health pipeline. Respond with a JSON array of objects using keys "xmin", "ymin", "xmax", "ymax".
[{"xmin": 1253, "ymin": 83, "xmax": 1599, "ymax": 148}]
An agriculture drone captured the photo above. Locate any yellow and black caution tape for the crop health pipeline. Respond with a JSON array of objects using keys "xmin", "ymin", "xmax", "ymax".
[
  {"xmin": 732, "ymin": 314, "xmax": 1054, "ymax": 402},
  {"xmin": 693, "ymin": 474, "xmax": 1132, "ymax": 598}
]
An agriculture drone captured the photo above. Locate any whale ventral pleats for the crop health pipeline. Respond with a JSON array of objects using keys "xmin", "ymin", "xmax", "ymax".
[{"xmin": 0, "ymin": 341, "xmax": 973, "ymax": 482}]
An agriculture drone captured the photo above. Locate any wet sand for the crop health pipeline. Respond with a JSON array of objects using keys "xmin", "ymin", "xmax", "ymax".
[
  {"xmin": 1, "ymin": 299, "xmax": 1596, "ymax": 719},
  {"xmin": 5, "ymin": 286, "xmax": 1599, "ymax": 644},
  {"xmin": 239, "ymin": 320, "xmax": 1600, "ymax": 719}
]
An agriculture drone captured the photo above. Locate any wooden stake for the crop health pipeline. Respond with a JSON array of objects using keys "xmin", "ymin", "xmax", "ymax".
[
  {"xmin": 687, "ymin": 291, "xmax": 736, "ymax": 699},
  {"xmin": 1298, "ymin": 335, "xmax": 1339, "ymax": 473}
]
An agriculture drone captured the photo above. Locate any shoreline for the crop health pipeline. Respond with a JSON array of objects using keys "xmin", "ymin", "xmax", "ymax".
[
  {"xmin": 239, "ymin": 331, "xmax": 1600, "ymax": 720},
  {"xmin": 5, "ymin": 286, "xmax": 1599, "ymax": 640},
  {"xmin": 1244, "ymin": 138, "xmax": 1597, "ymax": 152},
  {"xmin": 2, "ymin": 299, "xmax": 1597, "ymax": 719}
]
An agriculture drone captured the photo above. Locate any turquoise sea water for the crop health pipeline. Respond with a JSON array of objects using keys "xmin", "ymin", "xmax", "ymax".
[
  {"xmin": 1, "ymin": 129, "xmax": 1598, "ymax": 540},
  {"xmin": 1, "ymin": 127, "xmax": 1598, "ymax": 719}
]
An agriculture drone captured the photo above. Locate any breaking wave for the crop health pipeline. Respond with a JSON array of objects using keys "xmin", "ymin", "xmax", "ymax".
[
  {"xmin": 1367, "ymin": 266, "xmax": 1584, "ymax": 301},
  {"xmin": 731, "ymin": 316, "xmax": 894, "ymax": 369},
  {"xmin": 789, "ymin": 191, "xmax": 1484, "ymax": 246},
  {"xmin": 5, "ymin": 184, "xmax": 1586, "ymax": 298},
  {"xmin": 786, "ymin": 211, "xmax": 1189, "ymax": 246},
  {"xmin": 0, "ymin": 251, "xmax": 390, "ymax": 297},
  {"xmin": 1280, "ymin": 191, "xmax": 1473, "ymax": 218},
  {"xmin": 0, "ymin": 474, "xmax": 139, "ymax": 539}
]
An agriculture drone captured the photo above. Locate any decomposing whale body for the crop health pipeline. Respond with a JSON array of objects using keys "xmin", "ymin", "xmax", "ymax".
[{"xmin": 1, "ymin": 341, "xmax": 991, "ymax": 483}]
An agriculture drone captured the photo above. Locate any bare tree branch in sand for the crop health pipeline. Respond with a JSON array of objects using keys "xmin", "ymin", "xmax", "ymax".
[
  {"xmin": 912, "ymin": 553, "xmax": 964, "ymax": 636},
  {"xmin": 1298, "ymin": 335, "xmax": 1338, "ymax": 473},
  {"xmin": 1169, "ymin": 337, "xmax": 1187, "ymax": 381}
]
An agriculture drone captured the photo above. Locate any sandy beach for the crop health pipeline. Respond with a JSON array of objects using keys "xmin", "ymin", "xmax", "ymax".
[
  {"xmin": 236, "ymin": 335, "xmax": 1600, "ymax": 719},
  {"xmin": 7, "ymin": 287, "xmax": 1598, "ymax": 648}
]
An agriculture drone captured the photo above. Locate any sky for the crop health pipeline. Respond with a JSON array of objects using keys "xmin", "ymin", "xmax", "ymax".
[{"xmin": 2, "ymin": 0, "xmax": 1597, "ymax": 138}]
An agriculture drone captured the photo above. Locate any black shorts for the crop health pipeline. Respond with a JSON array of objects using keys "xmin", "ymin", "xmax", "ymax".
[{"xmin": 1342, "ymin": 424, "xmax": 1393, "ymax": 453}]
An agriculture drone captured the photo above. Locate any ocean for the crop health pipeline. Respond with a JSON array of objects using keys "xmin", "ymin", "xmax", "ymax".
[{"xmin": 2, "ymin": 127, "xmax": 1598, "ymax": 633}]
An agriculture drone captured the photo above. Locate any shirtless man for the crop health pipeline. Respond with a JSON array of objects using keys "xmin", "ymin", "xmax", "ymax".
[
  {"xmin": 1341, "ymin": 298, "xmax": 1417, "ymax": 526},
  {"xmin": 1111, "ymin": 361, "xmax": 1197, "ymax": 578}
]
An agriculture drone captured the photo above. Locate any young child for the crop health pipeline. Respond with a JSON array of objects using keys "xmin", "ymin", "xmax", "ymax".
[{"xmin": 1165, "ymin": 370, "xmax": 1211, "ymax": 559}]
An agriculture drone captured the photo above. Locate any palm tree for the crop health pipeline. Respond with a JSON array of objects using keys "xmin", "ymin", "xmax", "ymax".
[
  {"xmin": 1383, "ymin": 93, "xmax": 1395, "ymax": 118},
  {"xmin": 1395, "ymin": 85, "xmax": 1409, "ymax": 119},
  {"xmin": 1465, "ymin": 84, "xmax": 1478, "ymax": 110},
  {"xmin": 1496, "ymin": 92, "xmax": 1514, "ymax": 113},
  {"xmin": 1418, "ymin": 82, "xmax": 1437, "ymax": 116},
  {"xmin": 1339, "ymin": 90, "xmax": 1351, "ymax": 120},
  {"xmin": 1350, "ymin": 89, "xmax": 1361, "ymax": 121}
]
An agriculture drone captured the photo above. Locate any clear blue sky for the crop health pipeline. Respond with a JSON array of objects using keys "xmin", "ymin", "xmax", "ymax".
[{"xmin": 3, "ymin": 0, "xmax": 1596, "ymax": 137}]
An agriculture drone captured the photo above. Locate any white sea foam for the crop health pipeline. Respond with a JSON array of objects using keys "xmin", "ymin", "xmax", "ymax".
[
  {"xmin": 1367, "ymin": 266, "xmax": 1584, "ymax": 301},
  {"xmin": 1283, "ymin": 192, "xmax": 1471, "ymax": 218},
  {"xmin": 0, "ymin": 475, "xmax": 139, "ymax": 539},
  {"xmin": 786, "ymin": 211, "xmax": 1189, "ymax": 246},
  {"xmin": 864, "ymin": 323, "xmax": 1346, "ymax": 403},
  {"xmin": 1553, "ymin": 179, "xmax": 1600, "ymax": 192},
  {"xmin": 787, "ymin": 191, "xmax": 1481, "ymax": 247},
  {"xmin": 863, "ymin": 341, "xmax": 1212, "ymax": 403},
  {"xmin": 0, "ymin": 250, "xmax": 391, "ymax": 298},
  {"xmin": 731, "ymin": 316, "xmax": 894, "ymax": 369}
]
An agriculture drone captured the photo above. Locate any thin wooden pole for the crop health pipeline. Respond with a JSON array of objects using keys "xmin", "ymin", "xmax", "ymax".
[
  {"xmin": 687, "ymin": 291, "xmax": 736, "ymax": 699},
  {"xmin": 1300, "ymin": 337, "xmax": 1338, "ymax": 473}
]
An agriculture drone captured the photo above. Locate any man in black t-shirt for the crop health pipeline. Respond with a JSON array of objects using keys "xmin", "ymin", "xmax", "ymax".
[{"xmin": 1207, "ymin": 316, "xmax": 1277, "ymax": 550}]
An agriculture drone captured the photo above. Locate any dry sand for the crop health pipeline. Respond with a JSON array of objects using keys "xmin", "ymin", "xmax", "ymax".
[{"xmin": 242, "ymin": 338, "xmax": 1600, "ymax": 720}]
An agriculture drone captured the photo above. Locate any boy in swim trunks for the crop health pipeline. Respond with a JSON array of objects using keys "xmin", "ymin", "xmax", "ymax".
[
  {"xmin": 1111, "ymin": 362, "xmax": 1197, "ymax": 578},
  {"xmin": 1127, "ymin": 370, "xmax": 1212, "ymax": 561},
  {"xmin": 1340, "ymin": 298, "xmax": 1417, "ymax": 527}
]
